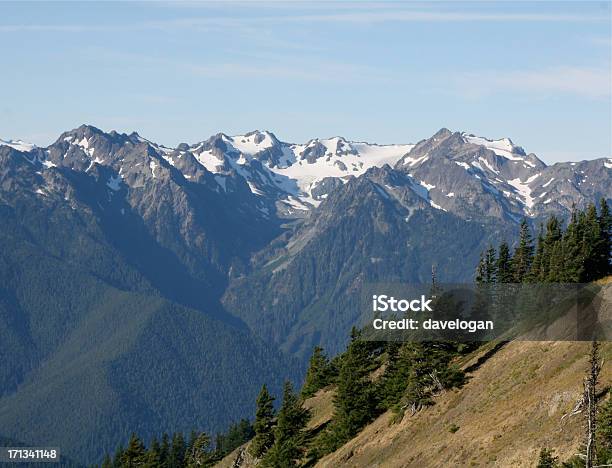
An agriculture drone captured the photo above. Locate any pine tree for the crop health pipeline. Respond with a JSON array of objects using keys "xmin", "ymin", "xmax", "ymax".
[
  {"xmin": 496, "ymin": 241, "xmax": 513, "ymax": 283},
  {"xmin": 249, "ymin": 385, "xmax": 276, "ymax": 458},
  {"xmin": 563, "ymin": 206, "xmax": 586, "ymax": 282},
  {"xmin": 475, "ymin": 252, "xmax": 487, "ymax": 285},
  {"xmin": 160, "ymin": 433, "xmax": 170, "ymax": 467},
  {"xmin": 185, "ymin": 432, "xmax": 211, "ymax": 467},
  {"xmin": 512, "ymin": 219, "xmax": 534, "ymax": 282},
  {"xmin": 536, "ymin": 448, "xmax": 559, "ymax": 467},
  {"xmin": 301, "ymin": 346, "xmax": 331, "ymax": 398},
  {"xmin": 541, "ymin": 215, "xmax": 563, "ymax": 281},
  {"xmin": 261, "ymin": 381, "xmax": 310, "ymax": 467},
  {"xmin": 377, "ymin": 343, "xmax": 413, "ymax": 410},
  {"xmin": 485, "ymin": 245, "xmax": 497, "ymax": 283},
  {"xmin": 168, "ymin": 433, "xmax": 186, "ymax": 468},
  {"xmin": 144, "ymin": 438, "xmax": 161, "ymax": 468},
  {"xmin": 582, "ymin": 204, "xmax": 602, "ymax": 282},
  {"xmin": 326, "ymin": 329, "xmax": 377, "ymax": 449},
  {"xmin": 121, "ymin": 434, "xmax": 146, "ymax": 468},
  {"xmin": 597, "ymin": 198, "xmax": 611, "ymax": 278},
  {"xmin": 547, "ymin": 241, "xmax": 565, "ymax": 283},
  {"xmin": 529, "ymin": 224, "xmax": 545, "ymax": 282}
]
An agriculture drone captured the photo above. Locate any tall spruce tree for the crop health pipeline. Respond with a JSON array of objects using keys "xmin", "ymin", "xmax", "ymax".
[
  {"xmin": 144, "ymin": 437, "xmax": 162, "ymax": 467},
  {"xmin": 475, "ymin": 252, "xmax": 487, "ymax": 285},
  {"xmin": 249, "ymin": 384, "xmax": 276, "ymax": 458},
  {"xmin": 261, "ymin": 381, "xmax": 310, "ymax": 467},
  {"xmin": 378, "ymin": 343, "xmax": 414, "ymax": 410},
  {"xmin": 301, "ymin": 346, "xmax": 331, "ymax": 398},
  {"xmin": 512, "ymin": 219, "xmax": 534, "ymax": 282},
  {"xmin": 160, "ymin": 433, "xmax": 170, "ymax": 467},
  {"xmin": 529, "ymin": 224, "xmax": 545, "ymax": 282},
  {"xmin": 541, "ymin": 215, "xmax": 563, "ymax": 281},
  {"xmin": 325, "ymin": 328, "xmax": 377, "ymax": 450},
  {"xmin": 121, "ymin": 434, "xmax": 146, "ymax": 468},
  {"xmin": 563, "ymin": 206, "xmax": 586, "ymax": 282},
  {"xmin": 597, "ymin": 198, "xmax": 611, "ymax": 277},
  {"xmin": 485, "ymin": 245, "xmax": 497, "ymax": 283},
  {"xmin": 582, "ymin": 204, "xmax": 603, "ymax": 282},
  {"xmin": 168, "ymin": 432, "xmax": 186, "ymax": 468},
  {"xmin": 496, "ymin": 242, "xmax": 513, "ymax": 283}
]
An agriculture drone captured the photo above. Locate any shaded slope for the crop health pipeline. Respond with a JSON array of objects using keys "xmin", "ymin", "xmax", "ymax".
[
  {"xmin": 0, "ymin": 144, "xmax": 298, "ymax": 464},
  {"xmin": 223, "ymin": 166, "xmax": 516, "ymax": 358}
]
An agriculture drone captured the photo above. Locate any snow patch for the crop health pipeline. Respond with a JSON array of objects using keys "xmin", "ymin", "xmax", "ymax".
[
  {"xmin": 508, "ymin": 177, "xmax": 535, "ymax": 211},
  {"xmin": 0, "ymin": 139, "xmax": 36, "ymax": 152},
  {"xmin": 149, "ymin": 160, "xmax": 158, "ymax": 178},
  {"xmin": 478, "ymin": 157, "xmax": 499, "ymax": 174},
  {"xmin": 462, "ymin": 133, "xmax": 524, "ymax": 160}
]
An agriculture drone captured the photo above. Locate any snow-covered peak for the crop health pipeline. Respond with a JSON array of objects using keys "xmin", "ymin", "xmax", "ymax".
[
  {"xmin": 0, "ymin": 139, "xmax": 36, "ymax": 152},
  {"xmin": 462, "ymin": 133, "xmax": 526, "ymax": 160},
  {"xmin": 223, "ymin": 130, "xmax": 279, "ymax": 155}
]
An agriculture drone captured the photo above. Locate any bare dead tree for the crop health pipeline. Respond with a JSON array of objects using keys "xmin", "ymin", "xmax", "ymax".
[{"xmin": 585, "ymin": 340, "xmax": 602, "ymax": 468}]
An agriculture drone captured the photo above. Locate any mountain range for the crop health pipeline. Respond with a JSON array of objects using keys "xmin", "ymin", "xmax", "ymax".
[{"xmin": 0, "ymin": 125, "xmax": 609, "ymax": 464}]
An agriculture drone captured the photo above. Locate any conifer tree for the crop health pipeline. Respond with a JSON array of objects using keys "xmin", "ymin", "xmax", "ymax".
[
  {"xmin": 301, "ymin": 346, "xmax": 331, "ymax": 398},
  {"xmin": 536, "ymin": 448, "xmax": 558, "ymax": 467},
  {"xmin": 582, "ymin": 204, "xmax": 603, "ymax": 282},
  {"xmin": 261, "ymin": 381, "xmax": 310, "ymax": 467},
  {"xmin": 144, "ymin": 437, "xmax": 161, "ymax": 468},
  {"xmin": 512, "ymin": 219, "xmax": 534, "ymax": 282},
  {"xmin": 475, "ymin": 252, "xmax": 487, "ymax": 285},
  {"xmin": 249, "ymin": 384, "xmax": 276, "ymax": 458},
  {"xmin": 112, "ymin": 444, "xmax": 124, "ymax": 468},
  {"xmin": 496, "ymin": 241, "xmax": 513, "ymax": 283},
  {"xmin": 168, "ymin": 432, "xmax": 186, "ymax": 468},
  {"xmin": 563, "ymin": 206, "xmax": 586, "ymax": 282},
  {"xmin": 547, "ymin": 241, "xmax": 565, "ymax": 283},
  {"xmin": 541, "ymin": 215, "xmax": 563, "ymax": 281},
  {"xmin": 597, "ymin": 198, "xmax": 611, "ymax": 277},
  {"xmin": 185, "ymin": 432, "xmax": 211, "ymax": 467},
  {"xmin": 160, "ymin": 433, "xmax": 170, "ymax": 467},
  {"xmin": 377, "ymin": 343, "xmax": 413, "ymax": 410},
  {"xmin": 529, "ymin": 224, "xmax": 545, "ymax": 282},
  {"xmin": 326, "ymin": 328, "xmax": 377, "ymax": 448},
  {"xmin": 485, "ymin": 245, "xmax": 497, "ymax": 283},
  {"xmin": 121, "ymin": 434, "xmax": 146, "ymax": 468}
]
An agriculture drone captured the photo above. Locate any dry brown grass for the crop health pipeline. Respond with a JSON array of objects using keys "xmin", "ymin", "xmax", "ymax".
[{"xmin": 315, "ymin": 341, "xmax": 612, "ymax": 468}]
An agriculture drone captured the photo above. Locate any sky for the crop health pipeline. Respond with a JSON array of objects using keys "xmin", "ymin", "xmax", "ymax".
[{"xmin": 0, "ymin": 1, "xmax": 610, "ymax": 163}]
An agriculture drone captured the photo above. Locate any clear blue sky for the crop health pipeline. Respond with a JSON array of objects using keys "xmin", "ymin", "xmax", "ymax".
[{"xmin": 1, "ymin": 1, "xmax": 610, "ymax": 163}]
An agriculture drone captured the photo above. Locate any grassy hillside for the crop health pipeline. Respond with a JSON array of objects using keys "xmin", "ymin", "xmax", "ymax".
[{"xmin": 314, "ymin": 341, "xmax": 611, "ymax": 467}]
